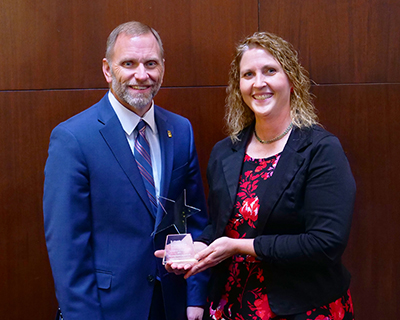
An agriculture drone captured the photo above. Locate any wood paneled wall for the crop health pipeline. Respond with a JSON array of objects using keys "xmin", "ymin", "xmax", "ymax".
[{"xmin": 0, "ymin": 1, "xmax": 398, "ymax": 319}]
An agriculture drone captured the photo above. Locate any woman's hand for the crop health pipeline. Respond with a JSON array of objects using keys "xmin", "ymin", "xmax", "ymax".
[
  {"xmin": 154, "ymin": 241, "xmax": 208, "ymax": 275},
  {"xmin": 184, "ymin": 237, "xmax": 255, "ymax": 279}
]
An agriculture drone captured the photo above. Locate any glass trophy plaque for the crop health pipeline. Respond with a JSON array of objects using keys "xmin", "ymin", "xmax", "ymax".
[
  {"xmin": 158, "ymin": 190, "xmax": 201, "ymax": 265},
  {"xmin": 162, "ymin": 233, "xmax": 197, "ymax": 265}
]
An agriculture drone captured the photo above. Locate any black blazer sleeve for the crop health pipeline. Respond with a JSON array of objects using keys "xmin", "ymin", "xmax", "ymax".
[{"xmin": 253, "ymin": 130, "xmax": 356, "ymax": 267}]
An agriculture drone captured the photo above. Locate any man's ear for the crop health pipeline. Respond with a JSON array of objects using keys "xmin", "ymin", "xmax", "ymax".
[
  {"xmin": 102, "ymin": 58, "xmax": 112, "ymax": 84},
  {"xmin": 161, "ymin": 59, "xmax": 166, "ymax": 84}
]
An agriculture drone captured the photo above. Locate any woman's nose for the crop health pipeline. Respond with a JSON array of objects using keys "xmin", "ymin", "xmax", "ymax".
[{"xmin": 253, "ymin": 74, "xmax": 266, "ymax": 88}]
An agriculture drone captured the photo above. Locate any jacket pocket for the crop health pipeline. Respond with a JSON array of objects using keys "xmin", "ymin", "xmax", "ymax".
[{"xmin": 96, "ymin": 270, "xmax": 112, "ymax": 290}]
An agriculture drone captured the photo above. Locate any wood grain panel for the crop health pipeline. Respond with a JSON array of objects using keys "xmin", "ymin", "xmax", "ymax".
[
  {"xmin": 0, "ymin": 89, "xmax": 107, "ymax": 319},
  {"xmin": 156, "ymin": 87, "xmax": 227, "ymax": 187},
  {"xmin": 311, "ymin": 84, "xmax": 400, "ymax": 319},
  {"xmin": 259, "ymin": 0, "xmax": 400, "ymax": 84},
  {"xmin": 0, "ymin": 0, "xmax": 258, "ymax": 90}
]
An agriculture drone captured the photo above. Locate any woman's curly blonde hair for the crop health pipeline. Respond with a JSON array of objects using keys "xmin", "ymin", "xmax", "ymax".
[{"xmin": 225, "ymin": 32, "xmax": 318, "ymax": 141}]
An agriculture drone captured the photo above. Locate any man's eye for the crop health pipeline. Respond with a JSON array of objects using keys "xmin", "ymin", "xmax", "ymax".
[
  {"xmin": 123, "ymin": 61, "xmax": 133, "ymax": 67},
  {"xmin": 146, "ymin": 61, "xmax": 157, "ymax": 68}
]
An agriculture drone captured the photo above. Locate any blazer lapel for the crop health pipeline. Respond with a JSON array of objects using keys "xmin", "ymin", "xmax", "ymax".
[
  {"xmin": 215, "ymin": 128, "xmax": 252, "ymax": 236},
  {"xmin": 97, "ymin": 97, "xmax": 155, "ymax": 217},
  {"xmin": 216, "ymin": 124, "xmax": 312, "ymax": 236},
  {"xmin": 222, "ymin": 148, "xmax": 246, "ymax": 210},
  {"xmin": 255, "ymin": 127, "xmax": 311, "ymax": 233},
  {"xmin": 223, "ymin": 126, "xmax": 254, "ymax": 203}
]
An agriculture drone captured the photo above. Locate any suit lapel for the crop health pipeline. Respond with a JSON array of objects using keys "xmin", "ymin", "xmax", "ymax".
[
  {"xmin": 97, "ymin": 96, "xmax": 155, "ymax": 217},
  {"xmin": 154, "ymin": 107, "xmax": 175, "ymax": 229}
]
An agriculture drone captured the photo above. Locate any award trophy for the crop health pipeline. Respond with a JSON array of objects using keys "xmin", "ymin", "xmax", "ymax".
[
  {"xmin": 163, "ymin": 233, "xmax": 197, "ymax": 265},
  {"xmin": 158, "ymin": 190, "xmax": 201, "ymax": 265}
]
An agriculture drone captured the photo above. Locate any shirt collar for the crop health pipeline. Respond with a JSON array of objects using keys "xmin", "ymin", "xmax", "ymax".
[{"xmin": 108, "ymin": 90, "xmax": 157, "ymax": 136}]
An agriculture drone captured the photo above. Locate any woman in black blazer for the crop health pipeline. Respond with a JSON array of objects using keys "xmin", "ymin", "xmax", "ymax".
[{"xmin": 164, "ymin": 32, "xmax": 356, "ymax": 320}]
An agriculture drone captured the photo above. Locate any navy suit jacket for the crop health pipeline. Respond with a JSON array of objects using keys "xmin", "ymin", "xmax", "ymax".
[
  {"xmin": 197, "ymin": 124, "xmax": 356, "ymax": 315},
  {"xmin": 43, "ymin": 94, "xmax": 208, "ymax": 320}
]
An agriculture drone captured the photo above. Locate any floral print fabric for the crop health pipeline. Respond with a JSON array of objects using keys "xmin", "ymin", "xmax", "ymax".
[
  {"xmin": 206, "ymin": 154, "xmax": 354, "ymax": 320},
  {"xmin": 274, "ymin": 289, "xmax": 354, "ymax": 320}
]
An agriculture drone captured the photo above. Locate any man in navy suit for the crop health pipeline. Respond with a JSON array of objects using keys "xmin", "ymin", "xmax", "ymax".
[{"xmin": 43, "ymin": 21, "xmax": 208, "ymax": 320}]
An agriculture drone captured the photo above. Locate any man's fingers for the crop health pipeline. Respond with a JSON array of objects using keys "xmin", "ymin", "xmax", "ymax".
[{"xmin": 154, "ymin": 250, "xmax": 165, "ymax": 258}]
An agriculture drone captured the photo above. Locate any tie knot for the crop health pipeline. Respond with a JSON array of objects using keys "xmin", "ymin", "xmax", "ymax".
[{"xmin": 137, "ymin": 120, "xmax": 146, "ymax": 132}]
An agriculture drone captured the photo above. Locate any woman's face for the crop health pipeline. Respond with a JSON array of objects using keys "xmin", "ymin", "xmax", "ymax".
[{"xmin": 239, "ymin": 46, "xmax": 292, "ymax": 121}]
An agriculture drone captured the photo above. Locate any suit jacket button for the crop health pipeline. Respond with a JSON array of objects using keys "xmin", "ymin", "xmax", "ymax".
[{"xmin": 147, "ymin": 275, "xmax": 155, "ymax": 283}]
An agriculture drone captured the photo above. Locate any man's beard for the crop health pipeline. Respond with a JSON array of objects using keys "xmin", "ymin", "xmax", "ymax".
[{"xmin": 111, "ymin": 77, "xmax": 161, "ymax": 112}]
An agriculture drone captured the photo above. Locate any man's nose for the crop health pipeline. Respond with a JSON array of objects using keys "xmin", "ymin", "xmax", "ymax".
[{"xmin": 134, "ymin": 64, "xmax": 149, "ymax": 81}]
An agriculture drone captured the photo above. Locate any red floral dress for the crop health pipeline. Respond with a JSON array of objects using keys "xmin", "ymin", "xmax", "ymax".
[{"xmin": 207, "ymin": 154, "xmax": 354, "ymax": 320}]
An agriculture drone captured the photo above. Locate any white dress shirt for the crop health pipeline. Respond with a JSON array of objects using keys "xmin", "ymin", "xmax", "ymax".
[{"xmin": 108, "ymin": 91, "xmax": 162, "ymax": 199}]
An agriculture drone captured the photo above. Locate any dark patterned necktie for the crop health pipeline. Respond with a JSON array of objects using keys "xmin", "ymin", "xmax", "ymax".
[{"xmin": 134, "ymin": 120, "xmax": 157, "ymax": 215}]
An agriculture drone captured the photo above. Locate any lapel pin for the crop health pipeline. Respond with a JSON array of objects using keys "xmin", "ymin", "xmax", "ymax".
[{"xmin": 167, "ymin": 130, "xmax": 172, "ymax": 138}]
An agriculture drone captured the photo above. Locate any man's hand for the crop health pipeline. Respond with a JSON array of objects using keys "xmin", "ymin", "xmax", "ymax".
[
  {"xmin": 187, "ymin": 306, "xmax": 204, "ymax": 320},
  {"xmin": 154, "ymin": 249, "xmax": 165, "ymax": 259}
]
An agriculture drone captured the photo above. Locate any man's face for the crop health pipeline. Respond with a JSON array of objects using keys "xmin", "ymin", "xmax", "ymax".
[{"xmin": 103, "ymin": 32, "xmax": 164, "ymax": 116}]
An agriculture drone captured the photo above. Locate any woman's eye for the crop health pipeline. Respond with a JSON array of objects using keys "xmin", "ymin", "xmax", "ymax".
[
  {"xmin": 267, "ymin": 68, "xmax": 276, "ymax": 74},
  {"xmin": 243, "ymin": 72, "xmax": 253, "ymax": 77}
]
